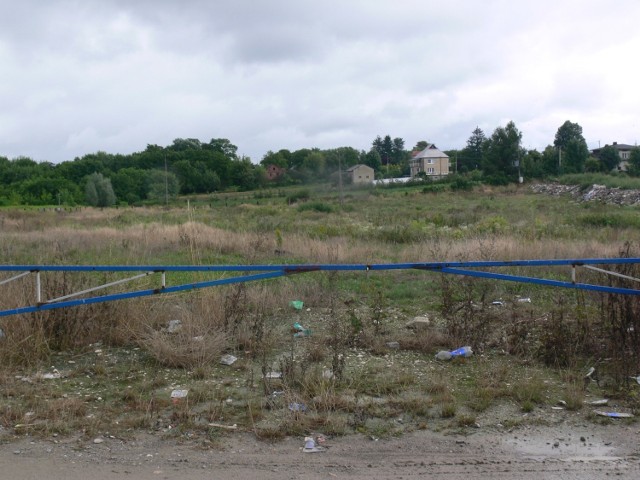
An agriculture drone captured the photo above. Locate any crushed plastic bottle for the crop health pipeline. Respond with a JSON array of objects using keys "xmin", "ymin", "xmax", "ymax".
[{"xmin": 435, "ymin": 346, "xmax": 473, "ymax": 361}]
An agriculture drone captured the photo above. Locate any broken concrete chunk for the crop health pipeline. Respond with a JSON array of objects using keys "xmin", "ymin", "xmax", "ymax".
[{"xmin": 405, "ymin": 316, "xmax": 430, "ymax": 331}]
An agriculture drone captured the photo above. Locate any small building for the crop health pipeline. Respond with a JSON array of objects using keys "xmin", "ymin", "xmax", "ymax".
[
  {"xmin": 591, "ymin": 142, "xmax": 636, "ymax": 171},
  {"xmin": 345, "ymin": 164, "xmax": 374, "ymax": 185},
  {"xmin": 409, "ymin": 144, "xmax": 450, "ymax": 178},
  {"xmin": 265, "ymin": 164, "xmax": 286, "ymax": 180}
]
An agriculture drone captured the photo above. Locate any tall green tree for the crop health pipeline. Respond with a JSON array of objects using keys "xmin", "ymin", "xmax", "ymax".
[
  {"xmin": 482, "ymin": 121, "xmax": 522, "ymax": 183},
  {"xmin": 627, "ymin": 147, "xmax": 640, "ymax": 176},
  {"xmin": 147, "ymin": 169, "xmax": 180, "ymax": 203},
  {"xmin": 554, "ymin": 121, "xmax": 589, "ymax": 174},
  {"xmin": 85, "ymin": 172, "xmax": 116, "ymax": 207},
  {"xmin": 598, "ymin": 145, "xmax": 620, "ymax": 172},
  {"xmin": 460, "ymin": 127, "xmax": 485, "ymax": 172}
]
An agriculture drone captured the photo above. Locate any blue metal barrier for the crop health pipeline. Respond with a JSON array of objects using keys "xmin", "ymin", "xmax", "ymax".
[{"xmin": 1, "ymin": 258, "xmax": 639, "ymax": 317}]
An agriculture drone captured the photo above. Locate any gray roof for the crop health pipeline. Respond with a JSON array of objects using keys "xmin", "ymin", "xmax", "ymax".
[
  {"xmin": 412, "ymin": 144, "xmax": 449, "ymax": 159},
  {"xmin": 346, "ymin": 164, "xmax": 373, "ymax": 172}
]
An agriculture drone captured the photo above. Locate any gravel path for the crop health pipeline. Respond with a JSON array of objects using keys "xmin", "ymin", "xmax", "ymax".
[{"xmin": 1, "ymin": 424, "xmax": 638, "ymax": 479}]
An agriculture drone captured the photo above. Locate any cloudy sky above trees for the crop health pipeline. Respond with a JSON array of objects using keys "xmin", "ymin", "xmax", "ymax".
[{"xmin": 1, "ymin": 0, "xmax": 639, "ymax": 163}]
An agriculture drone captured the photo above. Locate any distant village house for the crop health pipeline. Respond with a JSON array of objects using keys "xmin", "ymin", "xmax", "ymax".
[
  {"xmin": 265, "ymin": 164, "xmax": 286, "ymax": 180},
  {"xmin": 591, "ymin": 142, "xmax": 636, "ymax": 172},
  {"xmin": 346, "ymin": 164, "xmax": 374, "ymax": 185},
  {"xmin": 409, "ymin": 144, "xmax": 450, "ymax": 178}
]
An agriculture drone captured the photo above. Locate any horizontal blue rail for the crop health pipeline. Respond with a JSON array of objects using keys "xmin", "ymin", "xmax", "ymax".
[
  {"xmin": 0, "ymin": 258, "xmax": 639, "ymax": 317},
  {"xmin": 1, "ymin": 257, "xmax": 640, "ymax": 273}
]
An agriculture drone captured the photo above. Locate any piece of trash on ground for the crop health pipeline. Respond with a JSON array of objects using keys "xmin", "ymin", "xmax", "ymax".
[
  {"xmin": 167, "ymin": 319, "xmax": 182, "ymax": 333},
  {"xmin": 435, "ymin": 346, "xmax": 473, "ymax": 361},
  {"xmin": 292, "ymin": 322, "xmax": 312, "ymax": 337},
  {"xmin": 170, "ymin": 389, "xmax": 188, "ymax": 404},
  {"xmin": 289, "ymin": 402, "xmax": 306, "ymax": 412},
  {"xmin": 264, "ymin": 372, "xmax": 282, "ymax": 379},
  {"xmin": 302, "ymin": 436, "xmax": 325, "ymax": 453},
  {"xmin": 594, "ymin": 410, "xmax": 634, "ymax": 418},
  {"xmin": 587, "ymin": 399, "xmax": 608, "ymax": 406},
  {"xmin": 208, "ymin": 423, "xmax": 238, "ymax": 430},
  {"xmin": 386, "ymin": 341, "xmax": 400, "ymax": 349},
  {"xmin": 551, "ymin": 406, "xmax": 565, "ymax": 410},
  {"xmin": 629, "ymin": 375, "xmax": 640, "ymax": 385},
  {"xmin": 491, "ymin": 300, "xmax": 504, "ymax": 306},
  {"xmin": 516, "ymin": 297, "xmax": 532, "ymax": 303},
  {"xmin": 220, "ymin": 354, "xmax": 238, "ymax": 365},
  {"xmin": 289, "ymin": 300, "xmax": 304, "ymax": 310}
]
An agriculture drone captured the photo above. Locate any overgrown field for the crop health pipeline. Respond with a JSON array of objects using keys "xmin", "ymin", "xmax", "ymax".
[{"xmin": 0, "ymin": 183, "xmax": 639, "ymax": 444}]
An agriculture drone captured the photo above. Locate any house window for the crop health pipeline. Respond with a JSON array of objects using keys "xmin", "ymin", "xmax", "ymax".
[
  {"xmin": 427, "ymin": 167, "xmax": 435, "ymax": 174},
  {"xmin": 427, "ymin": 159, "xmax": 434, "ymax": 164}
]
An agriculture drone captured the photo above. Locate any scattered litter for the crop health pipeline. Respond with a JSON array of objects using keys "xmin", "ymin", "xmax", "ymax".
[
  {"xmin": 41, "ymin": 371, "xmax": 61, "ymax": 380},
  {"xmin": 208, "ymin": 423, "xmax": 238, "ymax": 430},
  {"xmin": 584, "ymin": 366, "xmax": 600, "ymax": 387},
  {"xmin": 557, "ymin": 400, "xmax": 567, "ymax": 406},
  {"xmin": 220, "ymin": 354, "xmax": 238, "ymax": 366},
  {"xmin": 292, "ymin": 322, "xmax": 312, "ymax": 337},
  {"xmin": 170, "ymin": 389, "xmax": 188, "ymax": 404},
  {"xmin": 303, "ymin": 436, "xmax": 325, "ymax": 453},
  {"xmin": 435, "ymin": 346, "xmax": 473, "ymax": 361},
  {"xmin": 516, "ymin": 297, "xmax": 531, "ymax": 303},
  {"xmin": 289, "ymin": 300, "xmax": 304, "ymax": 310},
  {"xmin": 594, "ymin": 410, "xmax": 634, "ymax": 418},
  {"xmin": 167, "ymin": 319, "xmax": 182, "ymax": 333},
  {"xmin": 629, "ymin": 375, "xmax": 640, "ymax": 385},
  {"xmin": 93, "ymin": 437, "xmax": 104, "ymax": 444},
  {"xmin": 270, "ymin": 390, "xmax": 284, "ymax": 398},
  {"xmin": 264, "ymin": 372, "xmax": 282, "ymax": 379},
  {"xmin": 551, "ymin": 406, "xmax": 565, "ymax": 410},
  {"xmin": 322, "ymin": 369, "xmax": 334, "ymax": 379},
  {"xmin": 491, "ymin": 300, "xmax": 504, "ymax": 306},
  {"xmin": 386, "ymin": 341, "xmax": 400, "ymax": 350},
  {"xmin": 289, "ymin": 402, "xmax": 306, "ymax": 412},
  {"xmin": 587, "ymin": 399, "xmax": 609, "ymax": 406}
]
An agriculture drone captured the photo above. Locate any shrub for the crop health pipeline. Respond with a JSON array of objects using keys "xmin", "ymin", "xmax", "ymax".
[
  {"xmin": 286, "ymin": 189, "xmax": 310, "ymax": 204},
  {"xmin": 297, "ymin": 201, "xmax": 333, "ymax": 213}
]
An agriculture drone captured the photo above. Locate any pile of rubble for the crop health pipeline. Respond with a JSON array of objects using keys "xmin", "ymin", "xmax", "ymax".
[{"xmin": 530, "ymin": 183, "xmax": 640, "ymax": 206}]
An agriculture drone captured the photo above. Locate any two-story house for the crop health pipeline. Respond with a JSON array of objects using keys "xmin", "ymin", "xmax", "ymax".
[{"xmin": 409, "ymin": 144, "xmax": 450, "ymax": 178}]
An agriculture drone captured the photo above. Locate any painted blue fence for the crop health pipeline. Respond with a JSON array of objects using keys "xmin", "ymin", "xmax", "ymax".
[{"xmin": 0, "ymin": 258, "xmax": 639, "ymax": 317}]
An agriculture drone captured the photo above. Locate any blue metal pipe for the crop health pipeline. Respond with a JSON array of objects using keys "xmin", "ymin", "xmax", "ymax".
[{"xmin": 1, "ymin": 258, "xmax": 640, "ymax": 317}]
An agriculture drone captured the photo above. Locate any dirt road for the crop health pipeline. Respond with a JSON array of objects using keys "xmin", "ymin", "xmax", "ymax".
[{"xmin": 1, "ymin": 423, "xmax": 638, "ymax": 479}]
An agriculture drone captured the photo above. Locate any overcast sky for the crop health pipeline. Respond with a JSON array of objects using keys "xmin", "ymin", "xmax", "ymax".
[{"xmin": 1, "ymin": 0, "xmax": 639, "ymax": 164}]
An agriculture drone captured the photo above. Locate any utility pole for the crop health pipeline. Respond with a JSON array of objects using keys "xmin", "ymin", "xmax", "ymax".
[
  {"xmin": 338, "ymin": 153, "xmax": 344, "ymax": 207},
  {"xmin": 164, "ymin": 155, "xmax": 169, "ymax": 207}
]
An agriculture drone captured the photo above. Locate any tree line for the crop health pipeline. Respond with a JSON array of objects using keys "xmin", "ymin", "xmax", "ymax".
[{"xmin": 1, "ymin": 121, "xmax": 639, "ymax": 206}]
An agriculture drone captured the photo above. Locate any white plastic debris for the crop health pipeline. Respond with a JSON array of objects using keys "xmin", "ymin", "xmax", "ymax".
[
  {"xmin": 167, "ymin": 319, "xmax": 182, "ymax": 333},
  {"xmin": 303, "ymin": 437, "xmax": 325, "ymax": 453},
  {"xmin": 220, "ymin": 354, "xmax": 238, "ymax": 365},
  {"xmin": 594, "ymin": 410, "xmax": 633, "ymax": 418},
  {"xmin": 170, "ymin": 389, "xmax": 188, "ymax": 399}
]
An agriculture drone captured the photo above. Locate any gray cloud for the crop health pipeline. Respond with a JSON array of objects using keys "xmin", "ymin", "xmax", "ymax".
[{"xmin": 1, "ymin": 0, "xmax": 639, "ymax": 163}]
